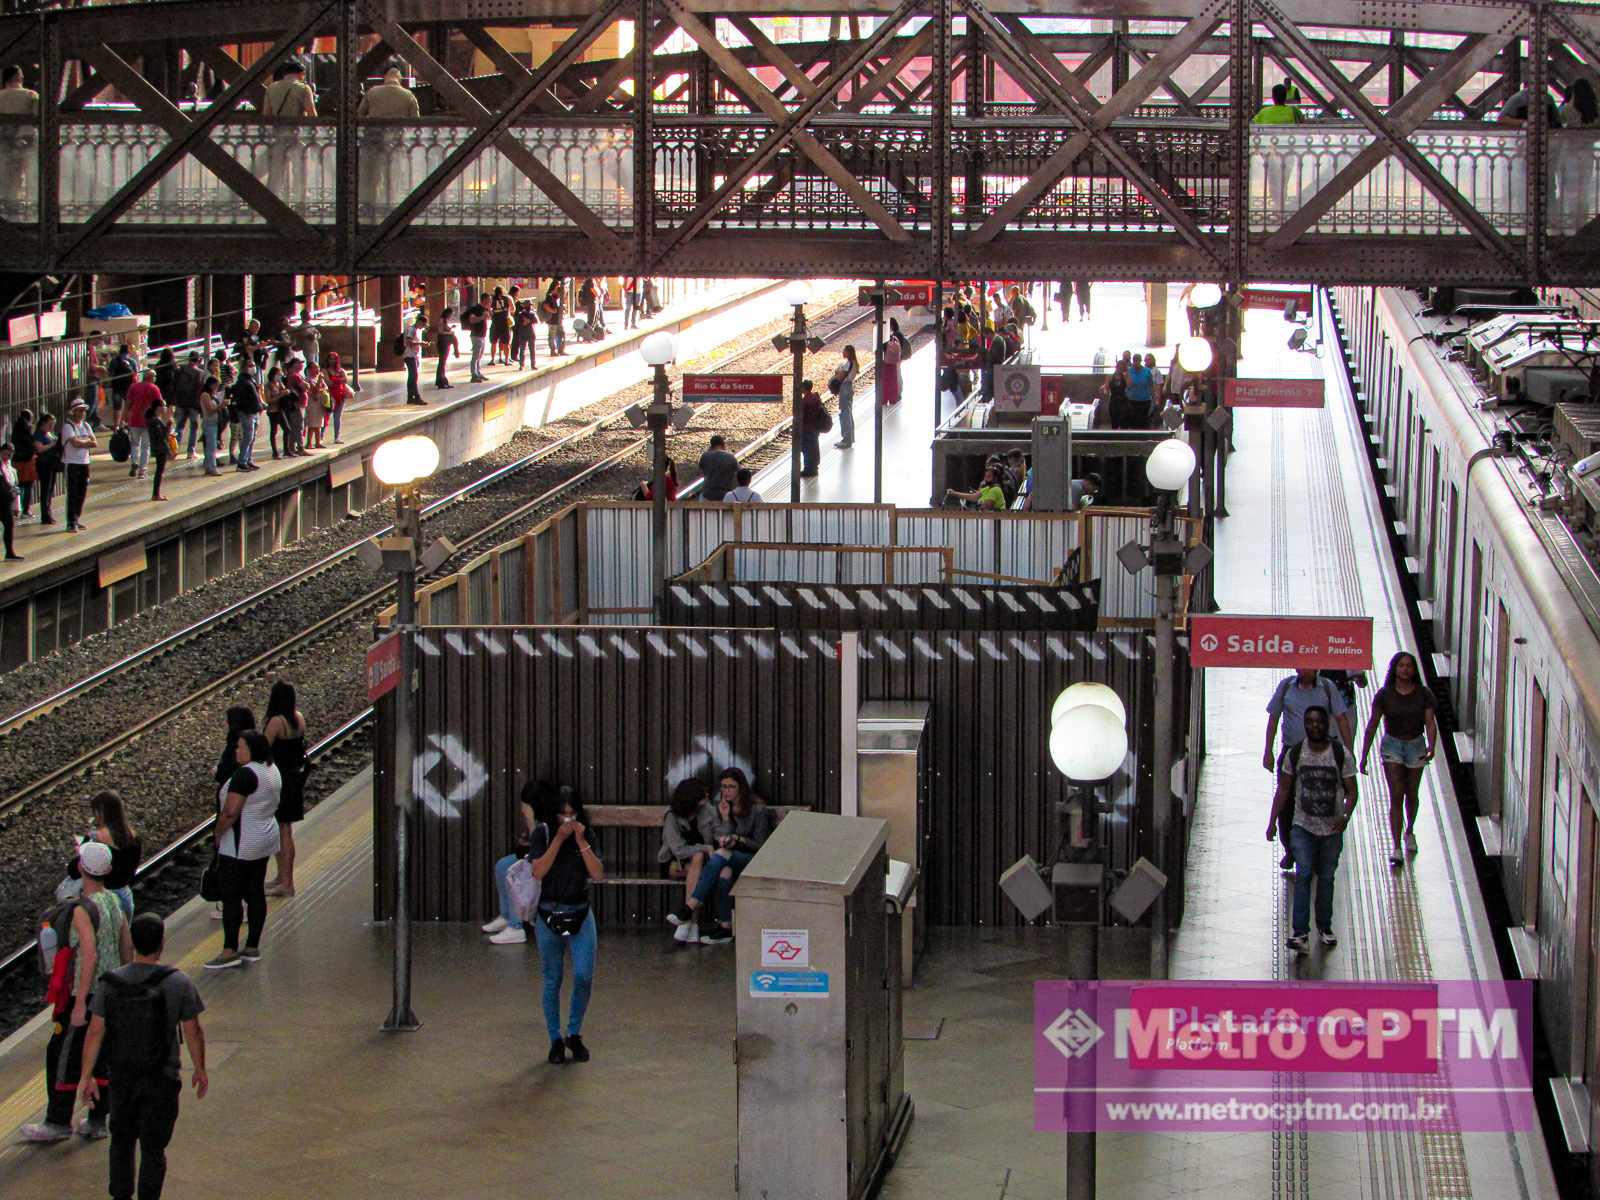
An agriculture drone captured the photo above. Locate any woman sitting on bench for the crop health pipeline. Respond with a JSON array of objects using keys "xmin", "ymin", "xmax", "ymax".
[
  {"xmin": 661, "ymin": 778, "xmax": 716, "ymax": 946},
  {"xmin": 671, "ymin": 768, "xmax": 772, "ymax": 945}
]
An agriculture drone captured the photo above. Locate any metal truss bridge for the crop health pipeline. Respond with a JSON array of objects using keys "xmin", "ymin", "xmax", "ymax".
[{"xmin": 2, "ymin": 0, "xmax": 1599, "ymax": 285}]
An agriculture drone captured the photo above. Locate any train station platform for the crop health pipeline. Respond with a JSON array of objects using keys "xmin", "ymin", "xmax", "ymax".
[
  {"xmin": 0, "ymin": 291, "xmax": 1557, "ymax": 1199},
  {"xmin": 756, "ymin": 282, "xmax": 1242, "ymax": 507},
  {"xmin": 1, "ymin": 279, "xmax": 775, "ymax": 595}
]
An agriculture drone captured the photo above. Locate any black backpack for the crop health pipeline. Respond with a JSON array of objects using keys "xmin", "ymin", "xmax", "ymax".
[
  {"xmin": 103, "ymin": 967, "xmax": 178, "ymax": 1081},
  {"xmin": 108, "ymin": 428, "xmax": 131, "ymax": 462},
  {"xmin": 392, "ymin": 333, "xmax": 407, "ymax": 356}
]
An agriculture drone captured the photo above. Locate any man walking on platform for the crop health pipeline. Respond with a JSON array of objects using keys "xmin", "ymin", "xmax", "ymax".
[
  {"xmin": 1263, "ymin": 668, "xmax": 1353, "ymax": 873},
  {"xmin": 1268, "ymin": 706, "xmax": 1359, "ymax": 956},
  {"xmin": 78, "ymin": 912, "xmax": 207, "ymax": 1200},
  {"xmin": 698, "ymin": 434, "xmax": 738, "ymax": 501},
  {"xmin": 403, "ymin": 310, "xmax": 427, "ymax": 405}
]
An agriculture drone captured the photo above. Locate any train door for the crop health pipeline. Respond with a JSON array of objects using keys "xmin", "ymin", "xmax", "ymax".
[
  {"xmin": 1465, "ymin": 542, "xmax": 1484, "ymax": 730},
  {"xmin": 1419, "ymin": 441, "xmax": 1438, "ymax": 592},
  {"xmin": 1442, "ymin": 482, "xmax": 1460, "ymax": 646},
  {"xmin": 1583, "ymin": 793, "xmax": 1599, "ymax": 1097},
  {"xmin": 1521, "ymin": 681, "xmax": 1547, "ymax": 929},
  {"xmin": 1400, "ymin": 393, "xmax": 1416, "ymax": 522},
  {"xmin": 1488, "ymin": 599, "xmax": 1511, "ymax": 819}
]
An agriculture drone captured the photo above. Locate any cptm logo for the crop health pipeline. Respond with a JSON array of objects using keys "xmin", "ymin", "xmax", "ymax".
[
  {"xmin": 766, "ymin": 939, "xmax": 804, "ymax": 961},
  {"xmin": 1198, "ymin": 633, "xmax": 1220, "ymax": 652},
  {"xmin": 1045, "ymin": 1007, "xmax": 1105, "ymax": 1059}
]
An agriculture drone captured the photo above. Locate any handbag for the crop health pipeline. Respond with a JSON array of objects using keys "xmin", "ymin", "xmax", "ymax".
[
  {"xmin": 109, "ymin": 428, "xmax": 131, "ymax": 462},
  {"xmin": 166, "ymin": 433, "xmax": 179, "ymax": 458},
  {"xmin": 506, "ymin": 857, "xmax": 541, "ymax": 922},
  {"xmin": 199, "ymin": 853, "xmax": 224, "ymax": 902}
]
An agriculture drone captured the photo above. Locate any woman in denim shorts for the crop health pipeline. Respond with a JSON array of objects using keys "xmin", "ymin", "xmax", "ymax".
[{"xmin": 1358, "ymin": 651, "xmax": 1439, "ymax": 868}]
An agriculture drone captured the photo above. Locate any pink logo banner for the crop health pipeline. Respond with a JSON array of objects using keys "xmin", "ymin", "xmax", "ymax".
[{"xmin": 1035, "ymin": 980, "xmax": 1533, "ymax": 1132}]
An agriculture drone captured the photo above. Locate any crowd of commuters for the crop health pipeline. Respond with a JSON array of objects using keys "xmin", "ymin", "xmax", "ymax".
[{"xmin": 1263, "ymin": 654, "xmax": 1437, "ymax": 957}]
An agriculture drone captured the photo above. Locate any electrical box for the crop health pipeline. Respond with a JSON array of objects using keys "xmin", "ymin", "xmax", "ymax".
[
  {"xmin": 1030, "ymin": 414, "xmax": 1072, "ymax": 511},
  {"xmin": 856, "ymin": 701, "xmax": 930, "ymax": 987},
  {"xmin": 734, "ymin": 813, "xmax": 911, "ymax": 1200}
]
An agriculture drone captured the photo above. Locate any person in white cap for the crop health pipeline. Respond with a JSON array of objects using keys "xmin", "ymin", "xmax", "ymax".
[
  {"xmin": 21, "ymin": 840, "xmax": 132, "ymax": 1142},
  {"xmin": 61, "ymin": 398, "xmax": 97, "ymax": 533}
]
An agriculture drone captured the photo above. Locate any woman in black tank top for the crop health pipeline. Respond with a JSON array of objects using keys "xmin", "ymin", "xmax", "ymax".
[{"xmin": 263, "ymin": 680, "xmax": 309, "ymax": 897}]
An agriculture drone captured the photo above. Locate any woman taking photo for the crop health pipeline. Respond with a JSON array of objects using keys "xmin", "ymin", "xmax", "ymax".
[
  {"xmin": 208, "ymin": 731, "xmax": 281, "ymax": 969},
  {"xmin": 673, "ymin": 767, "xmax": 772, "ymax": 945},
  {"xmin": 263, "ymin": 681, "xmax": 308, "ymax": 898},
  {"xmin": 1358, "ymin": 650, "xmax": 1440, "ymax": 868},
  {"xmin": 529, "ymin": 784, "xmax": 603, "ymax": 1064}
]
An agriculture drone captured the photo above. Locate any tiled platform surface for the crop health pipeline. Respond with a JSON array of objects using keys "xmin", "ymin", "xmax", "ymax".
[
  {"xmin": 0, "ymin": 296, "xmax": 1558, "ymax": 1199},
  {"xmin": 0, "ymin": 278, "xmax": 769, "ymax": 594}
]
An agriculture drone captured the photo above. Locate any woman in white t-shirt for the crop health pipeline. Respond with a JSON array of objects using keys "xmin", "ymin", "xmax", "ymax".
[{"xmin": 207, "ymin": 730, "xmax": 281, "ymax": 970}]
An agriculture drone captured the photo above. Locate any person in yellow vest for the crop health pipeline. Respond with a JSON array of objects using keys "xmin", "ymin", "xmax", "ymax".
[
  {"xmin": 1253, "ymin": 83, "xmax": 1303, "ymax": 125},
  {"xmin": 1253, "ymin": 84, "xmax": 1303, "ymax": 220},
  {"xmin": 1281, "ymin": 77, "xmax": 1302, "ymax": 106}
]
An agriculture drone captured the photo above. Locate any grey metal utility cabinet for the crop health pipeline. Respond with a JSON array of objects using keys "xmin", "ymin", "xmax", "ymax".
[{"xmin": 733, "ymin": 811, "xmax": 912, "ymax": 1200}]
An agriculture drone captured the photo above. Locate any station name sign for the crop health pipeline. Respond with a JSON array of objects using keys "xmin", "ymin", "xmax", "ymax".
[
  {"xmin": 681, "ymin": 373, "xmax": 786, "ymax": 403},
  {"xmin": 1188, "ymin": 614, "xmax": 1373, "ymax": 669},
  {"xmin": 1224, "ymin": 378, "xmax": 1325, "ymax": 408},
  {"xmin": 367, "ymin": 631, "xmax": 402, "ymax": 702},
  {"xmin": 858, "ymin": 281, "xmax": 935, "ymax": 308}
]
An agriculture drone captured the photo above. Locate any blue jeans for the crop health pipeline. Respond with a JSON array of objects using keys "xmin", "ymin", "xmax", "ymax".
[
  {"xmin": 493, "ymin": 852, "xmax": 523, "ymax": 930},
  {"xmin": 691, "ymin": 850, "xmax": 754, "ymax": 924},
  {"xmin": 112, "ymin": 886, "xmax": 133, "ymax": 917},
  {"xmin": 202, "ymin": 417, "xmax": 219, "ymax": 472},
  {"xmin": 237, "ymin": 414, "xmax": 258, "ymax": 466},
  {"xmin": 174, "ymin": 407, "xmax": 200, "ymax": 454},
  {"xmin": 470, "ymin": 335, "xmax": 486, "ymax": 378},
  {"xmin": 532, "ymin": 906, "xmax": 596, "ymax": 1041},
  {"xmin": 837, "ymin": 384, "xmax": 855, "ymax": 444},
  {"xmin": 128, "ymin": 426, "xmax": 149, "ymax": 472},
  {"xmin": 1289, "ymin": 825, "xmax": 1343, "ymax": 937}
]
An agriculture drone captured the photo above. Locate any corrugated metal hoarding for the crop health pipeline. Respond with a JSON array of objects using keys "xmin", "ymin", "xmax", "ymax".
[{"xmin": 374, "ymin": 625, "xmax": 1187, "ymax": 928}]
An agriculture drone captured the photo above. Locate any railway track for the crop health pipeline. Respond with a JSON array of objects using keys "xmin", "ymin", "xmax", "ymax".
[{"xmin": 0, "ymin": 299, "xmax": 876, "ymax": 1007}]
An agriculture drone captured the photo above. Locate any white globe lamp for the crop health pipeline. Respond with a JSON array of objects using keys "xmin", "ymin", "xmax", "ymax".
[
  {"xmin": 1190, "ymin": 282, "xmax": 1223, "ymax": 309},
  {"xmin": 1049, "ymin": 704, "xmax": 1130, "ymax": 782},
  {"xmin": 783, "ymin": 280, "xmax": 812, "ymax": 308},
  {"xmin": 1145, "ymin": 437, "xmax": 1197, "ymax": 492},
  {"xmin": 640, "ymin": 330, "xmax": 678, "ymax": 367},
  {"xmin": 1176, "ymin": 336, "xmax": 1214, "ymax": 373},
  {"xmin": 373, "ymin": 434, "xmax": 439, "ymax": 487},
  {"xmin": 1050, "ymin": 682, "xmax": 1127, "ymax": 729}
]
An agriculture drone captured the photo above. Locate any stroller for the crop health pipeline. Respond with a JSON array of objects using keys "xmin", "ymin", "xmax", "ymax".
[{"xmin": 571, "ymin": 315, "xmax": 606, "ymax": 344}]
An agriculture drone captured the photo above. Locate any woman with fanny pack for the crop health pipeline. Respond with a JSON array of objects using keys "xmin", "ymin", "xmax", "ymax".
[{"xmin": 528, "ymin": 784, "xmax": 603, "ymax": 1065}]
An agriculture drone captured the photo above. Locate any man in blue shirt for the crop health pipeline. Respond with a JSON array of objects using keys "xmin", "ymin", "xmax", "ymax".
[
  {"xmin": 1126, "ymin": 358, "xmax": 1154, "ymax": 426},
  {"xmin": 1263, "ymin": 668, "xmax": 1354, "ymax": 872}
]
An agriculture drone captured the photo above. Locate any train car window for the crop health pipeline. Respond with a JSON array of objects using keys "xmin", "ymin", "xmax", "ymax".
[
  {"xmin": 1401, "ymin": 392, "xmax": 1416, "ymax": 503},
  {"xmin": 1551, "ymin": 752, "xmax": 1572, "ymax": 903},
  {"xmin": 1424, "ymin": 447, "xmax": 1441, "ymax": 596},
  {"xmin": 1583, "ymin": 799, "xmax": 1599, "ymax": 1087},
  {"xmin": 1466, "ymin": 542, "xmax": 1485, "ymax": 729}
]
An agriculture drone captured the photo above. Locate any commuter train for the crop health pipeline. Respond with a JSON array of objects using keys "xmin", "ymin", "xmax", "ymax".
[{"xmin": 1330, "ymin": 283, "xmax": 1600, "ymax": 1169}]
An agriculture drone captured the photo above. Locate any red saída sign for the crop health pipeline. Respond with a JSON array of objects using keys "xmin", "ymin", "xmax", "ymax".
[
  {"xmin": 1188, "ymin": 614, "xmax": 1374, "ymax": 669},
  {"xmin": 681, "ymin": 373, "xmax": 786, "ymax": 403},
  {"xmin": 367, "ymin": 631, "xmax": 403, "ymax": 702},
  {"xmin": 1223, "ymin": 378, "xmax": 1325, "ymax": 408}
]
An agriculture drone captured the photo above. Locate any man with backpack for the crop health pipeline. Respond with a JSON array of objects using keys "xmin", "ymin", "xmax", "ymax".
[
  {"xmin": 22, "ymin": 840, "xmax": 133, "ymax": 1143},
  {"xmin": 76, "ymin": 912, "xmax": 206, "ymax": 1200},
  {"xmin": 1267, "ymin": 705, "xmax": 1359, "ymax": 956},
  {"xmin": 1263, "ymin": 667, "xmax": 1354, "ymax": 873}
]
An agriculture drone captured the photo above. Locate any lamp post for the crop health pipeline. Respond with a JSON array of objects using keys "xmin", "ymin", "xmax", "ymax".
[
  {"xmin": 1047, "ymin": 688, "xmax": 1130, "ymax": 1200},
  {"xmin": 639, "ymin": 331, "xmax": 678, "ymax": 620},
  {"xmin": 1141, "ymin": 437, "xmax": 1199, "ymax": 981},
  {"xmin": 372, "ymin": 433, "xmax": 439, "ymax": 1034},
  {"xmin": 772, "ymin": 280, "xmax": 823, "ymax": 501}
]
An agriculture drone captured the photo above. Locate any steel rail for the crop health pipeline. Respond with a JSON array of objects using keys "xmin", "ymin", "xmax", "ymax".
[
  {"xmin": 0, "ymin": 301, "xmax": 877, "ymax": 988},
  {"xmin": 0, "ymin": 294, "xmax": 855, "ymax": 740}
]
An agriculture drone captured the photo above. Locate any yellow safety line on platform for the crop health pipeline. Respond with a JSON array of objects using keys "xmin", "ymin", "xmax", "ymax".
[{"xmin": 0, "ymin": 807, "xmax": 373, "ymax": 1141}]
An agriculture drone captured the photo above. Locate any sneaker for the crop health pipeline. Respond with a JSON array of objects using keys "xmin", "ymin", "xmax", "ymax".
[
  {"xmin": 665, "ymin": 904, "xmax": 693, "ymax": 927},
  {"xmin": 78, "ymin": 1119, "xmax": 108, "ymax": 1140},
  {"xmin": 239, "ymin": 946, "xmax": 261, "ymax": 962},
  {"xmin": 1404, "ymin": 831, "xmax": 1418, "ymax": 856},
  {"xmin": 1389, "ymin": 848, "xmax": 1405, "ymax": 868},
  {"xmin": 547, "ymin": 1039, "xmax": 568, "ymax": 1065},
  {"xmin": 1279, "ymin": 852, "xmax": 1296, "ymax": 874},
  {"xmin": 565, "ymin": 1035, "xmax": 590, "ymax": 1063},
  {"xmin": 204, "ymin": 950, "xmax": 243, "ymax": 971},
  {"xmin": 673, "ymin": 921, "xmax": 699, "ymax": 945},
  {"xmin": 19, "ymin": 1122, "xmax": 72, "ymax": 1142},
  {"xmin": 1319, "ymin": 930, "xmax": 1338, "ymax": 948},
  {"xmin": 1286, "ymin": 934, "xmax": 1309, "ymax": 956},
  {"xmin": 481, "ymin": 915, "xmax": 509, "ymax": 934},
  {"xmin": 701, "ymin": 924, "xmax": 733, "ymax": 945},
  {"xmin": 488, "ymin": 926, "xmax": 527, "ymax": 944}
]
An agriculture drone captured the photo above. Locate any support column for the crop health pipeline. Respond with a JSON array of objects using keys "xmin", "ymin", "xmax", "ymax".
[
  {"xmin": 1144, "ymin": 283, "xmax": 1167, "ymax": 348},
  {"xmin": 379, "ymin": 275, "xmax": 405, "ymax": 369}
]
